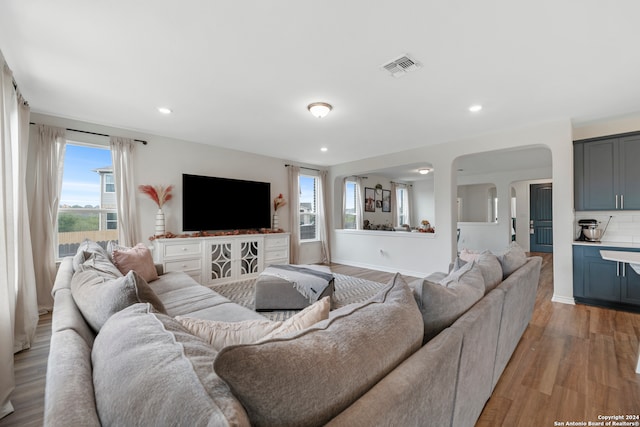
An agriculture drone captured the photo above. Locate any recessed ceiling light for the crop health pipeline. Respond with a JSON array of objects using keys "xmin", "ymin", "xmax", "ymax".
[
  {"xmin": 418, "ymin": 168, "xmax": 431, "ymax": 175},
  {"xmin": 320, "ymin": 147, "xmax": 328, "ymax": 152},
  {"xmin": 469, "ymin": 104, "xmax": 482, "ymax": 113},
  {"xmin": 157, "ymin": 107, "xmax": 172, "ymax": 114}
]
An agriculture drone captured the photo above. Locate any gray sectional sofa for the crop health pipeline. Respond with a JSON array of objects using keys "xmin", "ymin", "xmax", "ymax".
[{"xmin": 45, "ymin": 240, "xmax": 542, "ymax": 427}]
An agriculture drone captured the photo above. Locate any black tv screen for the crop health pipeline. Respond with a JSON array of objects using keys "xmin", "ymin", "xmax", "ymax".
[{"xmin": 182, "ymin": 174, "xmax": 271, "ymax": 231}]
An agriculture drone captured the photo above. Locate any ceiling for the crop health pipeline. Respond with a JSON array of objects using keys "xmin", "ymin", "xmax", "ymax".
[{"xmin": 2, "ymin": 1, "xmax": 640, "ymax": 167}]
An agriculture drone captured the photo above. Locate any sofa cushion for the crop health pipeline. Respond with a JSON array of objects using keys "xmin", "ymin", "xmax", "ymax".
[
  {"xmin": 214, "ymin": 274, "xmax": 423, "ymax": 427},
  {"xmin": 72, "ymin": 239, "xmax": 112, "ymax": 271},
  {"xmin": 454, "ymin": 252, "xmax": 503, "ymax": 293},
  {"xmin": 496, "ymin": 242, "xmax": 527, "ymax": 279},
  {"xmin": 71, "ymin": 269, "xmax": 166, "ymax": 332},
  {"xmin": 177, "ymin": 296, "xmax": 330, "ymax": 351},
  {"xmin": 78, "ymin": 252, "xmax": 123, "ymax": 279},
  {"xmin": 111, "ymin": 242, "xmax": 159, "ymax": 283},
  {"xmin": 411, "ymin": 260, "xmax": 485, "ymax": 343},
  {"xmin": 92, "ymin": 303, "xmax": 250, "ymax": 427}
]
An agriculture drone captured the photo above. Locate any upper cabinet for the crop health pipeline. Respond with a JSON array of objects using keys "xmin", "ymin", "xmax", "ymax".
[{"xmin": 574, "ymin": 133, "xmax": 640, "ymax": 211}]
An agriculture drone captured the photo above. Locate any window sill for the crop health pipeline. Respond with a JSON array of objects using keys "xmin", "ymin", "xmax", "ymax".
[{"xmin": 300, "ymin": 239, "xmax": 320, "ymax": 244}]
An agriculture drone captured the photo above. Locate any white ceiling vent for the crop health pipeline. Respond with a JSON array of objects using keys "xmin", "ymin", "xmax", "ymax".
[{"xmin": 382, "ymin": 54, "xmax": 421, "ymax": 78}]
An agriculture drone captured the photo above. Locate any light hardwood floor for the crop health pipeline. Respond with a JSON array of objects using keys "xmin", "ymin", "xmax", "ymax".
[{"xmin": 1, "ymin": 253, "xmax": 638, "ymax": 426}]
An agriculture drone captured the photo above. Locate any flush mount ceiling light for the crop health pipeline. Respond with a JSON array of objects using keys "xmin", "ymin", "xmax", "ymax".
[
  {"xmin": 320, "ymin": 147, "xmax": 328, "ymax": 152},
  {"xmin": 308, "ymin": 102, "xmax": 332, "ymax": 118},
  {"xmin": 469, "ymin": 104, "xmax": 483, "ymax": 113},
  {"xmin": 418, "ymin": 168, "xmax": 432, "ymax": 175},
  {"xmin": 157, "ymin": 107, "xmax": 172, "ymax": 114}
]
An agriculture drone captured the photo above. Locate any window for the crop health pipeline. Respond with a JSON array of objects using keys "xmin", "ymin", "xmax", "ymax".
[
  {"xmin": 397, "ymin": 186, "xmax": 409, "ymax": 225},
  {"xmin": 106, "ymin": 212, "xmax": 118, "ymax": 230},
  {"xmin": 104, "ymin": 173, "xmax": 115, "ymax": 193},
  {"xmin": 57, "ymin": 143, "xmax": 119, "ymax": 258},
  {"xmin": 344, "ymin": 179, "xmax": 357, "ymax": 229},
  {"xmin": 299, "ymin": 174, "xmax": 318, "ymax": 240}
]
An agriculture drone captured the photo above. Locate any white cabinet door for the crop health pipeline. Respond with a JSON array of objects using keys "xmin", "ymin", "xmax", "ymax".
[{"xmin": 207, "ymin": 236, "xmax": 263, "ymax": 284}]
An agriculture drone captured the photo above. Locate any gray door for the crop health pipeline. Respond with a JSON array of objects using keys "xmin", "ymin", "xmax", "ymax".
[{"xmin": 530, "ymin": 183, "xmax": 553, "ymax": 253}]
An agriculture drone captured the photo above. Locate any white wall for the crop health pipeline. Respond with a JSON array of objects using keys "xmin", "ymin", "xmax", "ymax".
[
  {"xmin": 456, "ymin": 168, "xmax": 552, "ymax": 253},
  {"xmin": 330, "ymin": 120, "xmax": 574, "ymax": 303},
  {"xmin": 29, "ymin": 113, "xmax": 326, "ymax": 265},
  {"xmin": 412, "ymin": 176, "xmax": 435, "ymax": 227},
  {"xmin": 360, "ymin": 175, "xmax": 394, "ymax": 228}
]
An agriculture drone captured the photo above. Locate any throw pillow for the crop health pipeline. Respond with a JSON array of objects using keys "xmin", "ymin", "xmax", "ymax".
[
  {"xmin": 177, "ymin": 296, "xmax": 331, "ymax": 351},
  {"xmin": 72, "ymin": 239, "xmax": 112, "ymax": 272},
  {"xmin": 453, "ymin": 251, "xmax": 503, "ymax": 294},
  {"xmin": 495, "ymin": 242, "xmax": 527, "ymax": 279},
  {"xmin": 261, "ymin": 295, "xmax": 330, "ymax": 339},
  {"xmin": 78, "ymin": 252, "xmax": 123, "ymax": 279},
  {"xmin": 178, "ymin": 318, "xmax": 282, "ymax": 351},
  {"xmin": 459, "ymin": 248, "xmax": 482, "ymax": 262},
  {"xmin": 92, "ymin": 303, "xmax": 250, "ymax": 426},
  {"xmin": 214, "ymin": 274, "xmax": 423, "ymax": 427},
  {"xmin": 71, "ymin": 269, "xmax": 166, "ymax": 332},
  {"xmin": 112, "ymin": 243, "xmax": 159, "ymax": 283},
  {"xmin": 411, "ymin": 260, "xmax": 485, "ymax": 343}
]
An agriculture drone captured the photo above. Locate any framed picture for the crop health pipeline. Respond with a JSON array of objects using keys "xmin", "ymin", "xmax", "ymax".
[
  {"xmin": 376, "ymin": 200, "xmax": 382, "ymax": 209},
  {"xmin": 364, "ymin": 187, "xmax": 376, "ymax": 212},
  {"xmin": 382, "ymin": 189, "xmax": 391, "ymax": 212}
]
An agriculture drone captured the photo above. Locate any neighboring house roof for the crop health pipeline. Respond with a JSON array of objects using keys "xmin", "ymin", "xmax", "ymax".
[{"xmin": 93, "ymin": 166, "xmax": 113, "ymax": 174}]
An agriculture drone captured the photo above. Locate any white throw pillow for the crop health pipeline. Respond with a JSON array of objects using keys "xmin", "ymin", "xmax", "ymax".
[
  {"xmin": 176, "ymin": 317, "xmax": 283, "ymax": 351},
  {"xmin": 177, "ymin": 296, "xmax": 330, "ymax": 351}
]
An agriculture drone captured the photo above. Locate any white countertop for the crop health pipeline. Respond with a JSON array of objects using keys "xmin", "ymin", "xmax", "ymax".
[
  {"xmin": 572, "ymin": 241, "xmax": 640, "ymax": 249},
  {"xmin": 600, "ymin": 250, "xmax": 640, "ymax": 263}
]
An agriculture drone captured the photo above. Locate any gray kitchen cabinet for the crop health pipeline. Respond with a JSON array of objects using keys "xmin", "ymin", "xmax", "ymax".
[
  {"xmin": 573, "ymin": 245, "xmax": 640, "ymax": 311},
  {"xmin": 574, "ymin": 133, "xmax": 640, "ymax": 211}
]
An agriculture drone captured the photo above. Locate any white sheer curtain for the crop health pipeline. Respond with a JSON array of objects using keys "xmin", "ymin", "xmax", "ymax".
[
  {"xmin": 30, "ymin": 124, "xmax": 66, "ymax": 311},
  {"xmin": 317, "ymin": 170, "xmax": 331, "ymax": 263},
  {"xmin": 110, "ymin": 137, "xmax": 140, "ymax": 247},
  {"xmin": 287, "ymin": 165, "xmax": 301, "ymax": 264},
  {"xmin": 390, "ymin": 181, "xmax": 398, "ymax": 227},
  {"xmin": 393, "ymin": 183, "xmax": 412, "ymax": 227},
  {"xmin": 1, "ymin": 53, "xmax": 39, "ymax": 420},
  {"xmin": 404, "ymin": 184, "xmax": 413, "ymax": 227}
]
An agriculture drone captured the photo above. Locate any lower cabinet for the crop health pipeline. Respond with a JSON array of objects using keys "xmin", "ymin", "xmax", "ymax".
[
  {"xmin": 573, "ymin": 245, "xmax": 640, "ymax": 311},
  {"xmin": 153, "ymin": 233, "xmax": 290, "ymax": 286}
]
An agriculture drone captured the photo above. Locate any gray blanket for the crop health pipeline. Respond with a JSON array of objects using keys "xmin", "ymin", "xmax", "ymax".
[{"xmin": 260, "ymin": 265, "xmax": 334, "ymax": 303}]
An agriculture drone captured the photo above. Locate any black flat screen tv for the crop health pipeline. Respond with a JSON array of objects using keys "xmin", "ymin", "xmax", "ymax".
[{"xmin": 182, "ymin": 174, "xmax": 271, "ymax": 232}]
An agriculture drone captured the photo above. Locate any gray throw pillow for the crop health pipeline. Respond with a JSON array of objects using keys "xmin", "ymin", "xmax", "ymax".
[
  {"xmin": 496, "ymin": 242, "xmax": 527, "ymax": 279},
  {"xmin": 214, "ymin": 273, "xmax": 423, "ymax": 427},
  {"xmin": 92, "ymin": 303, "xmax": 250, "ymax": 426},
  {"xmin": 70, "ymin": 269, "xmax": 166, "ymax": 332},
  {"xmin": 453, "ymin": 252, "xmax": 502, "ymax": 294},
  {"xmin": 72, "ymin": 239, "xmax": 110, "ymax": 266},
  {"xmin": 411, "ymin": 260, "xmax": 485, "ymax": 343}
]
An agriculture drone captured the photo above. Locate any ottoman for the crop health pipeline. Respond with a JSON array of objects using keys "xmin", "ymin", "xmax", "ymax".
[{"xmin": 255, "ymin": 264, "xmax": 335, "ymax": 311}]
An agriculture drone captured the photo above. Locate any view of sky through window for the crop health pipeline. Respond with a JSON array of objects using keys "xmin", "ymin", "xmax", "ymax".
[
  {"xmin": 60, "ymin": 144, "xmax": 111, "ymax": 207},
  {"xmin": 299, "ymin": 175, "xmax": 315, "ymax": 207}
]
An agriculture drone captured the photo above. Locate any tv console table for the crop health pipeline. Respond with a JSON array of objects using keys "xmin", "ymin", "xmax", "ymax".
[{"xmin": 152, "ymin": 233, "xmax": 290, "ymax": 286}]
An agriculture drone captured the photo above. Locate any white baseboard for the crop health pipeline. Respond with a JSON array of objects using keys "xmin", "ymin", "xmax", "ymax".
[{"xmin": 551, "ymin": 294, "xmax": 575, "ymax": 305}]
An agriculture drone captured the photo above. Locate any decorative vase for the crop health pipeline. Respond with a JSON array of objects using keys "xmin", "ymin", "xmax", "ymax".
[
  {"xmin": 155, "ymin": 208, "xmax": 165, "ymax": 236},
  {"xmin": 272, "ymin": 213, "xmax": 279, "ymax": 230}
]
